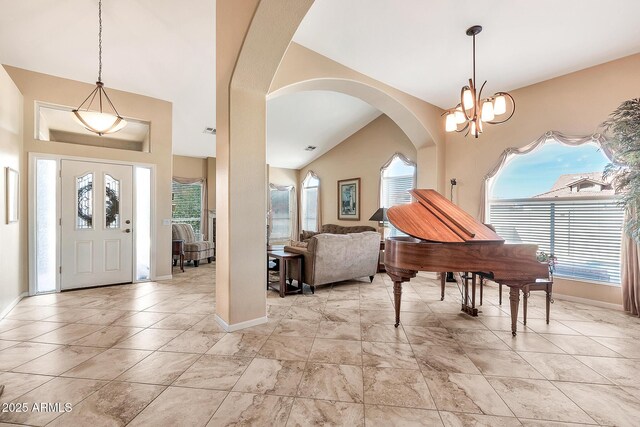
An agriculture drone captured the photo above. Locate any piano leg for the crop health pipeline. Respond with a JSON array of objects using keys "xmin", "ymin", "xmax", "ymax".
[
  {"xmin": 440, "ymin": 274, "xmax": 445, "ymax": 301},
  {"xmin": 393, "ymin": 281, "xmax": 402, "ymax": 327},
  {"xmin": 509, "ymin": 286, "xmax": 520, "ymax": 336}
]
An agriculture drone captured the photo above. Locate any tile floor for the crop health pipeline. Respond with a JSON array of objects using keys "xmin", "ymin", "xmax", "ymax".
[{"xmin": 0, "ymin": 262, "xmax": 638, "ymax": 426}]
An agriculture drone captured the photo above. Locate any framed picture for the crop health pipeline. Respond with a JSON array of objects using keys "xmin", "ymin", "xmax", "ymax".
[
  {"xmin": 337, "ymin": 177, "xmax": 360, "ymax": 221},
  {"xmin": 5, "ymin": 167, "xmax": 19, "ymax": 224}
]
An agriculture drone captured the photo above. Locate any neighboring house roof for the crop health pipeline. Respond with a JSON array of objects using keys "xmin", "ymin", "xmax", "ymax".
[{"xmin": 533, "ymin": 172, "xmax": 614, "ymax": 198}]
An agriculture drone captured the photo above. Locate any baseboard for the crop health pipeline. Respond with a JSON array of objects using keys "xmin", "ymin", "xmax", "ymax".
[
  {"xmin": 214, "ymin": 314, "xmax": 268, "ymax": 332},
  {"xmin": 553, "ymin": 293, "xmax": 623, "ymax": 311},
  {"xmin": 0, "ymin": 292, "xmax": 28, "ymax": 319},
  {"xmin": 153, "ymin": 275, "xmax": 173, "ymax": 281}
]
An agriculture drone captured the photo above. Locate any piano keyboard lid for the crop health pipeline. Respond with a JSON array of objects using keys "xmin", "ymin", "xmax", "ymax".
[{"xmin": 387, "ymin": 189, "xmax": 504, "ymax": 244}]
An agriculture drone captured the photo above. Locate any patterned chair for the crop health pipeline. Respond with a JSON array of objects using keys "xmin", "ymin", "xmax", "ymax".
[{"xmin": 171, "ymin": 223, "xmax": 214, "ymax": 267}]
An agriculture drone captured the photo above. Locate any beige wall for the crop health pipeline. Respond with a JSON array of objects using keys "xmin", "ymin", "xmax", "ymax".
[
  {"xmin": 446, "ymin": 53, "xmax": 640, "ymax": 305},
  {"xmin": 0, "ymin": 66, "xmax": 24, "ymax": 313},
  {"xmin": 268, "ymin": 166, "xmax": 298, "ymax": 188},
  {"xmin": 300, "ymin": 114, "xmax": 416, "ymax": 228},
  {"xmin": 5, "ymin": 65, "xmax": 174, "ymax": 280}
]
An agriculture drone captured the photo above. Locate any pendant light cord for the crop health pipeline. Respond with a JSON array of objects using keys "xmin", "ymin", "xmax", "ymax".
[{"xmin": 98, "ymin": 0, "xmax": 103, "ymax": 83}]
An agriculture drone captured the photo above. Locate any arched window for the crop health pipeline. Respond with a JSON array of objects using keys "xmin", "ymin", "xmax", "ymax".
[
  {"xmin": 487, "ymin": 135, "xmax": 623, "ymax": 284},
  {"xmin": 380, "ymin": 153, "xmax": 416, "ymax": 236},
  {"xmin": 301, "ymin": 171, "xmax": 320, "ymax": 232}
]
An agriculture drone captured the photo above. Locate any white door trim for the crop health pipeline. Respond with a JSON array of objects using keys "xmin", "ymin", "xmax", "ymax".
[{"xmin": 28, "ymin": 152, "xmax": 158, "ymax": 296}]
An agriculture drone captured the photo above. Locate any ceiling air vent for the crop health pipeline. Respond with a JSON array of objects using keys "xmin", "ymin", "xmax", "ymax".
[
  {"xmin": 203, "ymin": 127, "xmax": 216, "ymax": 135},
  {"xmin": 304, "ymin": 145, "xmax": 317, "ymax": 151}
]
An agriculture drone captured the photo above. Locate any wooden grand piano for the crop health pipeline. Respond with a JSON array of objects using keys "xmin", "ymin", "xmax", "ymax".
[{"xmin": 384, "ymin": 189, "xmax": 549, "ymax": 336}]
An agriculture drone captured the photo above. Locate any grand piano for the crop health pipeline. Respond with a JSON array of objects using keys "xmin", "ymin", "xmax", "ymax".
[{"xmin": 384, "ymin": 189, "xmax": 549, "ymax": 336}]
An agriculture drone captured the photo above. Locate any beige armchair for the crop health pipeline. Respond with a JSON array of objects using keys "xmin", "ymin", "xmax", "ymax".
[
  {"xmin": 172, "ymin": 223, "xmax": 215, "ymax": 267},
  {"xmin": 285, "ymin": 231, "xmax": 380, "ymax": 293}
]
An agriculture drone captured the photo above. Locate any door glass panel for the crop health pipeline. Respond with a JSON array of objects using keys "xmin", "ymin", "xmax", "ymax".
[
  {"xmin": 36, "ymin": 159, "xmax": 57, "ymax": 293},
  {"xmin": 76, "ymin": 173, "xmax": 93, "ymax": 229},
  {"xmin": 136, "ymin": 167, "xmax": 152, "ymax": 280},
  {"xmin": 105, "ymin": 174, "xmax": 120, "ymax": 229}
]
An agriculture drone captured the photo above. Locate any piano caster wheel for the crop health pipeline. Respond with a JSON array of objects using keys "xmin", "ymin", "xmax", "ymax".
[
  {"xmin": 394, "ymin": 323, "xmax": 399, "ymax": 328},
  {"xmin": 512, "ymin": 331, "xmax": 517, "ymax": 337}
]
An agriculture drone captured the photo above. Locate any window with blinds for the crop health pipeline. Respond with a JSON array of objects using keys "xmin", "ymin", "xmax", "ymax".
[
  {"xmin": 380, "ymin": 154, "xmax": 416, "ymax": 237},
  {"xmin": 270, "ymin": 187, "xmax": 293, "ymax": 244},
  {"xmin": 301, "ymin": 173, "xmax": 320, "ymax": 232},
  {"xmin": 172, "ymin": 181, "xmax": 203, "ymax": 235},
  {"xmin": 489, "ymin": 198, "xmax": 624, "ymax": 284}
]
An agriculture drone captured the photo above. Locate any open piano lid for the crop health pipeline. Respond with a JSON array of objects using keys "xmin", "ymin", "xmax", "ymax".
[{"xmin": 387, "ymin": 189, "xmax": 504, "ymax": 244}]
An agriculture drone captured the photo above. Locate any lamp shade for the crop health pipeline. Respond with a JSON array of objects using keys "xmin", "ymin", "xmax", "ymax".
[{"xmin": 369, "ymin": 207, "xmax": 388, "ymax": 222}]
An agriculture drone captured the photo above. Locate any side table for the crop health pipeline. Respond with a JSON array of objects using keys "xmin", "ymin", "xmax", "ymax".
[
  {"xmin": 267, "ymin": 250, "xmax": 303, "ymax": 298},
  {"xmin": 172, "ymin": 239, "xmax": 185, "ymax": 272}
]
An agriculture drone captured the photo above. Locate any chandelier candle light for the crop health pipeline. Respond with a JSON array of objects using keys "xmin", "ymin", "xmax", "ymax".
[
  {"xmin": 72, "ymin": 0, "xmax": 127, "ymax": 136},
  {"xmin": 444, "ymin": 25, "xmax": 515, "ymax": 138}
]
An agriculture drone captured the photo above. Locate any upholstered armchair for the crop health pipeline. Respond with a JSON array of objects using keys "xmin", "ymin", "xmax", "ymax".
[
  {"xmin": 171, "ymin": 223, "xmax": 215, "ymax": 267},
  {"xmin": 285, "ymin": 231, "xmax": 380, "ymax": 293}
]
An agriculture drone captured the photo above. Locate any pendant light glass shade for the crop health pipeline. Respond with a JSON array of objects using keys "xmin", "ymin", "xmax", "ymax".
[
  {"xmin": 445, "ymin": 113, "xmax": 457, "ymax": 132},
  {"xmin": 481, "ymin": 100, "xmax": 495, "ymax": 122},
  {"xmin": 454, "ymin": 107, "xmax": 466, "ymax": 124},
  {"xmin": 493, "ymin": 94, "xmax": 507, "ymax": 115},
  {"xmin": 462, "ymin": 89, "xmax": 474, "ymax": 110},
  {"xmin": 73, "ymin": 110, "xmax": 127, "ymax": 135}
]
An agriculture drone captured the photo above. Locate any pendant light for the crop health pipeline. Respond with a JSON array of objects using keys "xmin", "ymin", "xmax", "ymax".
[
  {"xmin": 443, "ymin": 25, "xmax": 515, "ymax": 138},
  {"xmin": 72, "ymin": 0, "xmax": 127, "ymax": 136}
]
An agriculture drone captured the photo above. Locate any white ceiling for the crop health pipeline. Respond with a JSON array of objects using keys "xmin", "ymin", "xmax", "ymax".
[
  {"xmin": 267, "ymin": 91, "xmax": 381, "ymax": 169},
  {"xmin": 293, "ymin": 0, "xmax": 640, "ymax": 109},
  {"xmin": 0, "ymin": 0, "xmax": 215, "ymax": 157}
]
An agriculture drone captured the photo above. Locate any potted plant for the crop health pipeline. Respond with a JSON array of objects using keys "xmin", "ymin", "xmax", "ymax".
[{"xmin": 602, "ymin": 98, "xmax": 640, "ymax": 241}]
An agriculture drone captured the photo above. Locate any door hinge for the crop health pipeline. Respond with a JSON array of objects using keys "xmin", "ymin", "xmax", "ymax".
[
  {"xmin": 59, "ymin": 266, "xmax": 62, "ymax": 274},
  {"xmin": 59, "ymin": 218, "xmax": 62, "ymax": 226}
]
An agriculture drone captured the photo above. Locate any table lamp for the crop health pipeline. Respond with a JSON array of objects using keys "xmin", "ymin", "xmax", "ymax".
[{"xmin": 369, "ymin": 208, "xmax": 388, "ymax": 238}]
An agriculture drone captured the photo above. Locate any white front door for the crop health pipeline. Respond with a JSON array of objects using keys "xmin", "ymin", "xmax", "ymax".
[{"xmin": 61, "ymin": 160, "xmax": 133, "ymax": 290}]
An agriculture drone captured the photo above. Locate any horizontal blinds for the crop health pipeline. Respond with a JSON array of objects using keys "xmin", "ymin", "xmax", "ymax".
[
  {"xmin": 172, "ymin": 181, "xmax": 202, "ymax": 235},
  {"xmin": 270, "ymin": 189, "xmax": 291, "ymax": 241},
  {"xmin": 301, "ymin": 187, "xmax": 318, "ymax": 232},
  {"xmin": 489, "ymin": 199, "xmax": 624, "ymax": 284},
  {"xmin": 382, "ymin": 175, "xmax": 413, "ymax": 208}
]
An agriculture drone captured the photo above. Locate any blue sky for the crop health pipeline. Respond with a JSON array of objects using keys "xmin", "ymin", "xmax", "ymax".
[{"xmin": 491, "ymin": 141, "xmax": 610, "ymax": 199}]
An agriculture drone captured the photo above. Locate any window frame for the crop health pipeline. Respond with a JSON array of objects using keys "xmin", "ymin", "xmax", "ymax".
[
  {"xmin": 301, "ymin": 171, "xmax": 320, "ymax": 233},
  {"xmin": 379, "ymin": 153, "xmax": 417, "ymax": 237},
  {"xmin": 171, "ymin": 180, "xmax": 204, "ymax": 236}
]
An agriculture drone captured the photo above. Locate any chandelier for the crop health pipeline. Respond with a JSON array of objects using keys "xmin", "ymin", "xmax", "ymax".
[
  {"xmin": 72, "ymin": 0, "xmax": 127, "ymax": 136},
  {"xmin": 444, "ymin": 25, "xmax": 515, "ymax": 138}
]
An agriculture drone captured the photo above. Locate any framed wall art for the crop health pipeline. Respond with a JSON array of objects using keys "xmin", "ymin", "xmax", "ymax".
[
  {"xmin": 5, "ymin": 167, "xmax": 19, "ymax": 224},
  {"xmin": 337, "ymin": 177, "xmax": 360, "ymax": 221}
]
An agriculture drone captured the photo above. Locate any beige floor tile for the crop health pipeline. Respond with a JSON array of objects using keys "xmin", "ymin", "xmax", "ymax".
[
  {"xmin": 423, "ymin": 371, "xmax": 513, "ymax": 416},
  {"xmin": 360, "ymin": 310, "xmax": 397, "ymax": 325},
  {"xmin": 61, "ymin": 348, "xmax": 151, "ymax": 380},
  {"xmin": 258, "ymin": 335, "xmax": 313, "ymax": 361},
  {"xmin": 149, "ymin": 313, "xmax": 206, "ymax": 330},
  {"xmin": 298, "ymin": 363, "xmax": 364, "ymax": 403},
  {"xmin": 365, "ymin": 405, "xmax": 443, "ymax": 426},
  {"xmin": 47, "ymin": 381, "xmax": 164, "ymax": 427},
  {"xmin": 315, "ymin": 320, "xmax": 361, "ymax": 340},
  {"xmin": 189, "ymin": 315, "xmax": 226, "ymax": 332},
  {"xmin": 497, "ymin": 331, "xmax": 564, "ymax": 353},
  {"xmin": 285, "ymin": 306, "xmax": 325, "ymax": 322},
  {"xmin": 554, "ymin": 382, "xmax": 640, "ymax": 427},
  {"xmin": 128, "ymin": 386, "xmax": 227, "ymax": 427},
  {"xmin": 0, "ymin": 372, "xmax": 54, "ymax": 403},
  {"xmin": 451, "ymin": 329, "xmax": 511, "ymax": 351},
  {"xmin": 0, "ymin": 377, "xmax": 106, "ymax": 426},
  {"xmin": 76, "ymin": 310, "xmax": 131, "ymax": 325},
  {"xmin": 361, "ymin": 323, "xmax": 408, "ymax": 343},
  {"xmin": 399, "ymin": 312, "xmax": 443, "ymax": 327},
  {"xmin": 403, "ymin": 326, "xmax": 457, "ymax": 346},
  {"xmin": 0, "ymin": 321, "xmax": 67, "ymax": 341},
  {"xmin": 363, "ymin": 366, "xmax": 435, "ymax": 409},
  {"xmin": 523, "ymin": 319, "xmax": 580, "ymax": 335},
  {"xmin": 465, "ymin": 349, "xmax": 544, "ymax": 379},
  {"xmin": 0, "ymin": 319, "xmax": 32, "ymax": 333},
  {"xmin": 362, "ymin": 341, "xmax": 418, "ymax": 369},
  {"xmin": 309, "ymin": 338, "xmax": 362, "ymax": 365},
  {"xmin": 233, "ymin": 358, "xmax": 305, "ymax": 396},
  {"xmin": 590, "ymin": 335, "xmax": 640, "ymax": 358},
  {"xmin": 71, "ymin": 326, "xmax": 143, "ymax": 347},
  {"xmin": 412, "ymin": 344, "xmax": 481, "ymax": 374},
  {"xmin": 439, "ymin": 314, "xmax": 490, "ymax": 330},
  {"xmin": 160, "ymin": 330, "xmax": 225, "ymax": 353},
  {"xmin": 13, "ymin": 345, "xmax": 105, "ymax": 376},
  {"xmin": 287, "ymin": 398, "xmax": 364, "ymax": 427},
  {"xmin": 439, "ymin": 411, "xmax": 521, "ymax": 427},
  {"xmin": 487, "ymin": 377, "xmax": 594, "ymax": 423},
  {"xmin": 113, "ymin": 328, "xmax": 182, "ymax": 350},
  {"xmin": 207, "ymin": 333, "xmax": 268, "ymax": 357},
  {"xmin": 272, "ymin": 319, "xmax": 319, "ymax": 337},
  {"xmin": 29, "ymin": 323, "xmax": 105, "ymax": 345},
  {"xmin": 206, "ymin": 392, "xmax": 294, "ymax": 427},
  {"xmin": 322, "ymin": 308, "xmax": 360, "ymax": 322},
  {"xmin": 43, "ymin": 308, "xmax": 104, "ymax": 323},
  {"xmin": 6, "ymin": 306, "xmax": 64, "ymax": 321},
  {"xmin": 542, "ymin": 334, "xmax": 622, "ymax": 356},
  {"xmin": 0, "ymin": 341, "xmax": 18, "ymax": 351},
  {"xmin": 518, "ymin": 352, "xmax": 610, "ymax": 383},
  {"xmin": 575, "ymin": 355, "xmax": 640, "ymax": 387},
  {"xmin": 0, "ymin": 342, "xmax": 60, "ymax": 370},
  {"xmin": 174, "ymin": 355, "xmax": 251, "ymax": 390},
  {"xmin": 116, "ymin": 351, "xmax": 199, "ymax": 385},
  {"xmin": 113, "ymin": 311, "xmax": 169, "ymax": 328}
]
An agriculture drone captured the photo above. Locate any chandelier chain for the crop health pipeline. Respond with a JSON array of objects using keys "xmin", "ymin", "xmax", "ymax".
[{"xmin": 98, "ymin": 0, "xmax": 102, "ymax": 82}]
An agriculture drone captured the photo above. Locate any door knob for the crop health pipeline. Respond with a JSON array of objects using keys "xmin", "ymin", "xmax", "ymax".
[{"xmin": 125, "ymin": 229, "xmax": 131, "ymax": 233}]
